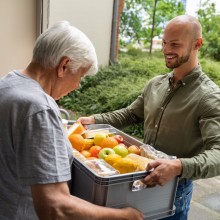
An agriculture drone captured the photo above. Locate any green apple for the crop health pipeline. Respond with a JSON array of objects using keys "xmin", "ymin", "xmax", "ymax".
[
  {"xmin": 113, "ymin": 144, "xmax": 129, "ymax": 157},
  {"xmin": 98, "ymin": 148, "xmax": 115, "ymax": 159}
]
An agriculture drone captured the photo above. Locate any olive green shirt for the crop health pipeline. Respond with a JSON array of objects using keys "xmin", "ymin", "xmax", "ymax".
[{"xmin": 94, "ymin": 66, "xmax": 220, "ymax": 180}]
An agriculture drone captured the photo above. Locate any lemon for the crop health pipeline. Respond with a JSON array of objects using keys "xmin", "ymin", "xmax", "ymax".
[
  {"xmin": 93, "ymin": 133, "xmax": 108, "ymax": 146},
  {"xmin": 105, "ymin": 154, "xmax": 122, "ymax": 166},
  {"xmin": 112, "ymin": 158, "xmax": 139, "ymax": 174}
]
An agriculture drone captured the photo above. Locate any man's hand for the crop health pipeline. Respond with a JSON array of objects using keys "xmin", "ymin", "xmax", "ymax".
[
  {"xmin": 142, "ymin": 159, "xmax": 182, "ymax": 187},
  {"xmin": 77, "ymin": 116, "xmax": 95, "ymax": 126}
]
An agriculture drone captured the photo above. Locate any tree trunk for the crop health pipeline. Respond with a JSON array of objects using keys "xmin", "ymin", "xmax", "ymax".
[{"xmin": 149, "ymin": 0, "xmax": 158, "ymax": 55}]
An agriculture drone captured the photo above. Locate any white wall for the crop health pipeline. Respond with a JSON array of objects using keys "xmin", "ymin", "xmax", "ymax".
[
  {"xmin": 0, "ymin": 0, "xmax": 37, "ymax": 77},
  {"xmin": 47, "ymin": 0, "xmax": 114, "ymax": 67},
  {"xmin": 0, "ymin": 0, "xmax": 113, "ymax": 78}
]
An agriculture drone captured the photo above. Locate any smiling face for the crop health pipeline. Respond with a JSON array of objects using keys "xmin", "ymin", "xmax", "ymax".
[
  {"xmin": 161, "ymin": 14, "xmax": 204, "ymax": 72},
  {"xmin": 162, "ymin": 23, "xmax": 195, "ymax": 69}
]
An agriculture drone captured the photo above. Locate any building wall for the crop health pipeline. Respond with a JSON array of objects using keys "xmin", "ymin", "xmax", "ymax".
[
  {"xmin": 0, "ymin": 0, "xmax": 114, "ymax": 78},
  {"xmin": 47, "ymin": 0, "xmax": 114, "ymax": 67},
  {"xmin": 0, "ymin": 0, "xmax": 37, "ymax": 77}
]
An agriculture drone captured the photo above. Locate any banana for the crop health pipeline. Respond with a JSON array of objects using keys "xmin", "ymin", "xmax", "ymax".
[{"xmin": 84, "ymin": 139, "xmax": 94, "ymax": 150}]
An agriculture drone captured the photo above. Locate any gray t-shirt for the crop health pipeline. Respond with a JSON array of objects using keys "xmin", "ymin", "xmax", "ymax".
[{"xmin": 0, "ymin": 71, "xmax": 73, "ymax": 219}]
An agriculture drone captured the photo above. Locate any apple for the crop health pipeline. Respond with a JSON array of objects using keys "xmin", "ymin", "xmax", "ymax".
[
  {"xmin": 113, "ymin": 144, "xmax": 129, "ymax": 157},
  {"xmin": 98, "ymin": 148, "xmax": 115, "ymax": 159},
  {"xmin": 93, "ymin": 133, "xmax": 108, "ymax": 146},
  {"xmin": 89, "ymin": 145, "xmax": 102, "ymax": 158},
  {"xmin": 113, "ymin": 135, "xmax": 124, "ymax": 144},
  {"xmin": 127, "ymin": 145, "xmax": 141, "ymax": 155}
]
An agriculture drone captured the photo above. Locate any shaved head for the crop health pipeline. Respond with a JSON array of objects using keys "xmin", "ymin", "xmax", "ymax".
[
  {"xmin": 162, "ymin": 15, "xmax": 203, "ymax": 70},
  {"xmin": 166, "ymin": 15, "xmax": 202, "ymax": 40}
]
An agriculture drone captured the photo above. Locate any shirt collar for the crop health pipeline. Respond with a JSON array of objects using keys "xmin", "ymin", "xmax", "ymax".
[{"xmin": 168, "ymin": 65, "xmax": 203, "ymax": 87}]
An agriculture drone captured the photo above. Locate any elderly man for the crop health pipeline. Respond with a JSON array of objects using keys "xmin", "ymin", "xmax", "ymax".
[
  {"xmin": 0, "ymin": 21, "xmax": 143, "ymax": 220},
  {"xmin": 78, "ymin": 15, "xmax": 220, "ymax": 220}
]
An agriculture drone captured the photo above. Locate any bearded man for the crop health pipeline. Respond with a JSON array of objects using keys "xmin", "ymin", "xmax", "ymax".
[{"xmin": 78, "ymin": 15, "xmax": 220, "ymax": 219}]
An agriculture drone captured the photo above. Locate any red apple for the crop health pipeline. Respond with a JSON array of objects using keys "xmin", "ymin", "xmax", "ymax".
[
  {"xmin": 113, "ymin": 135, "xmax": 124, "ymax": 144},
  {"xmin": 127, "ymin": 145, "xmax": 141, "ymax": 155},
  {"xmin": 89, "ymin": 145, "xmax": 102, "ymax": 158}
]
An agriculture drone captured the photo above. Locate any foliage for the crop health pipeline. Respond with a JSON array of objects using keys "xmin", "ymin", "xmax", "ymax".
[
  {"xmin": 120, "ymin": 1, "xmax": 146, "ymax": 45},
  {"xmin": 197, "ymin": 1, "xmax": 220, "ymax": 61},
  {"xmin": 59, "ymin": 51, "xmax": 220, "ymax": 139},
  {"xmin": 120, "ymin": 0, "xmax": 185, "ymax": 50},
  {"xmin": 59, "ymin": 50, "xmax": 168, "ymax": 115},
  {"xmin": 200, "ymin": 58, "xmax": 220, "ymax": 86}
]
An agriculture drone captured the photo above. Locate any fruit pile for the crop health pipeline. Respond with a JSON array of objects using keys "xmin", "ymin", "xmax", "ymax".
[{"xmin": 68, "ymin": 122, "xmax": 153, "ymax": 174}]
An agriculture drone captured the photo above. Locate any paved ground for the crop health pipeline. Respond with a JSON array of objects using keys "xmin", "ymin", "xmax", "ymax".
[{"xmin": 188, "ymin": 176, "xmax": 220, "ymax": 220}]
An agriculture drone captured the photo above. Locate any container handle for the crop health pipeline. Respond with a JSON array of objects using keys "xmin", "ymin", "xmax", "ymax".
[
  {"xmin": 132, "ymin": 180, "xmax": 147, "ymax": 191},
  {"xmin": 132, "ymin": 170, "xmax": 155, "ymax": 191},
  {"xmin": 132, "ymin": 178, "xmax": 157, "ymax": 191}
]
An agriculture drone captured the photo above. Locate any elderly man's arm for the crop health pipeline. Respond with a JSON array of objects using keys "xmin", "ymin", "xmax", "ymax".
[{"xmin": 31, "ymin": 181, "xmax": 143, "ymax": 220}]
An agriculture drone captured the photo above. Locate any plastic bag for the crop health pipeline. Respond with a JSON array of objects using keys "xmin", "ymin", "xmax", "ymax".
[{"xmin": 139, "ymin": 144, "xmax": 176, "ymax": 160}]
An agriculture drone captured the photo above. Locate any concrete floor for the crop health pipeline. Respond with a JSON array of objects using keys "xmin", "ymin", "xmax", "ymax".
[{"xmin": 188, "ymin": 176, "xmax": 220, "ymax": 220}]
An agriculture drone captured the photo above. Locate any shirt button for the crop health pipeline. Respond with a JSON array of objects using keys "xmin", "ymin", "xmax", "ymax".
[
  {"xmin": 168, "ymin": 88, "xmax": 171, "ymax": 91},
  {"xmin": 155, "ymin": 124, "xmax": 158, "ymax": 128},
  {"xmin": 161, "ymin": 107, "xmax": 164, "ymax": 110},
  {"xmin": 182, "ymin": 82, "xmax": 186, "ymax": 86}
]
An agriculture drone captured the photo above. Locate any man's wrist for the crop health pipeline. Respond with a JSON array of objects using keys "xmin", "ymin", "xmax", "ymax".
[{"xmin": 175, "ymin": 159, "xmax": 183, "ymax": 177}]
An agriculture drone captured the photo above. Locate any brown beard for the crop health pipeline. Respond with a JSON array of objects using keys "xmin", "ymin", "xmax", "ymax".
[
  {"xmin": 166, "ymin": 54, "xmax": 190, "ymax": 69},
  {"xmin": 165, "ymin": 44, "xmax": 193, "ymax": 69}
]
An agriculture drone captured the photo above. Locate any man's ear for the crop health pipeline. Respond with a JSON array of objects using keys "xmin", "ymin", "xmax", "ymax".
[
  {"xmin": 194, "ymin": 38, "xmax": 203, "ymax": 50},
  {"xmin": 57, "ymin": 57, "xmax": 71, "ymax": 78}
]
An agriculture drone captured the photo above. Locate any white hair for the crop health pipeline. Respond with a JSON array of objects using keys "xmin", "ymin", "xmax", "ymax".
[{"xmin": 32, "ymin": 21, "xmax": 98, "ymax": 75}]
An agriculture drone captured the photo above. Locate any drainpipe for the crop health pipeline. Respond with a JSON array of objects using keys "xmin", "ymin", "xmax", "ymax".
[
  {"xmin": 36, "ymin": 0, "xmax": 50, "ymax": 37},
  {"xmin": 110, "ymin": 0, "xmax": 119, "ymax": 64}
]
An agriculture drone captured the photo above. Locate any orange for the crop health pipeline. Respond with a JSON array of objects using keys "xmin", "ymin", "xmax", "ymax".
[
  {"xmin": 101, "ymin": 137, "xmax": 118, "ymax": 149},
  {"xmin": 80, "ymin": 150, "xmax": 91, "ymax": 158},
  {"xmin": 68, "ymin": 122, "xmax": 86, "ymax": 137},
  {"xmin": 68, "ymin": 134, "xmax": 85, "ymax": 151}
]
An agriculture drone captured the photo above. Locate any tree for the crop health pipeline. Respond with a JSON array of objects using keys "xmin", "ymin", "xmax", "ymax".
[
  {"xmin": 120, "ymin": 0, "xmax": 147, "ymax": 46},
  {"xmin": 149, "ymin": 0, "xmax": 159, "ymax": 54},
  {"xmin": 197, "ymin": 1, "xmax": 220, "ymax": 61},
  {"xmin": 120, "ymin": 0, "xmax": 185, "ymax": 53}
]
